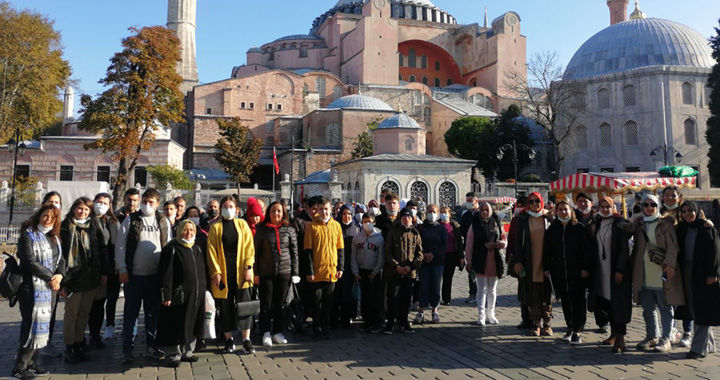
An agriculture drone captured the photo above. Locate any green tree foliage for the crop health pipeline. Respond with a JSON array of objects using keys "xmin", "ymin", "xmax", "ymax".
[
  {"xmin": 444, "ymin": 105, "xmax": 533, "ymax": 181},
  {"xmin": 520, "ymin": 173, "xmax": 542, "ymax": 183},
  {"xmin": 14, "ymin": 175, "xmax": 40, "ymax": 208},
  {"xmin": 706, "ymin": 20, "xmax": 720, "ymax": 187},
  {"xmin": 0, "ymin": 2, "xmax": 72, "ymax": 143},
  {"xmin": 147, "ymin": 164, "xmax": 193, "ymax": 190},
  {"xmin": 351, "ymin": 117, "xmax": 382, "ymax": 159},
  {"xmin": 214, "ymin": 117, "xmax": 263, "ymax": 185},
  {"xmin": 79, "ymin": 26, "xmax": 184, "ymax": 209}
]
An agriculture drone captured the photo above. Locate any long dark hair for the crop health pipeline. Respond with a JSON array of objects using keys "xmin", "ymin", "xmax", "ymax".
[
  {"xmin": 264, "ymin": 201, "xmax": 289, "ymax": 226},
  {"xmin": 21, "ymin": 204, "xmax": 61, "ymax": 243},
  {"xmin": 65, "ymin": 197, "xmax": 95, "ymax": 223},
  {"xmin": 93, "ymin": 193, "xmax": 118, "ymax": 223},
  {"xmin": 42, "ymin": 191, "xmax": 62, "ymax": 206}
]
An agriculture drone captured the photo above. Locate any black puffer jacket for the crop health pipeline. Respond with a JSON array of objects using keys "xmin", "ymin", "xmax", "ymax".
[
  {"xmin": 543, "ymin": 219, "xmax": 591, "ymax": 293},
  {"xmin": 60, "ymin": 218, "xmax": 109, "ymax": 292},
  {"xmin": 254, "ymin": 222, "xmax": 298, "ymax": 277}
]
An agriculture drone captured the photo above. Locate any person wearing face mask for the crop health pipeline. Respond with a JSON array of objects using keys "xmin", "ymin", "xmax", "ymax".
[
  {"xmin": 115, "ymin": 188, "xmax": 172, "ymax": 364},
  {"xmin": 590, "ymin": 196, "xmax": 632, "ymax": 353},
  {"xmin": 414, "ymin": 205, "xmax": 447, "ymax": 324},
  {"xmin": 207, "ymin": 196, "xmax": 256, "ymax": 355},
  {"xmin": 351, "ymin": 214, "xmax": 385, "ymax": 333},
  {"xmin": 11, "ymin": 205, "xmax": 66, "ymax": 380},
  {"xmin": 253, "ymin": 201, "xmax": 299, "ymax": 348},
  {"xmin": 406, "ymin": 199, "xmax": 422, "ymax": 225},
  {"xmin": 59, "ymin": 197, "xmax": 110, "ymax": 364},
  {"xmin": 507, "ymin": 196, "xmax": 533, "ymax": 330},
  {"xmin": 676, "ymin": 202, "xmax": 720, "ymax": 359},
  {"xmin": 331, "ymin": 204, "xmax": 361, "ymax": 328},
  {"xmin": 201, "ymin": 200, "xmax": 221, "ymax": 232},
  {"xmin": 87, "ymin": 193, "xmax": 120, "ymax": 349},
  {"xmin": 460, "ymin": 192, "xmax": 480, "ymax": 305},
  {"xmin": 376, "ymin": 193, "xmax": 401, "ymax": 240},
  {"xmin": 543, "ymin": 201, "xmax": 591, "ymax": 345},
  {"xmin": 384, "ymin": 208, "xmax": 423, "ymax": 334},
  {"xmin": 156, "ymin": 220, "xmax": 206, "ymax": 368},
  {"xmin": 354, "ymin": 204, "xmax": 367, "ymax": 227},
  {"xmin": 439, "ymin": 206, "xmax": 463, "ymax": 306},
  {"xmin": 38, "ymin": 192, "xmax": 64, "ymax": 359},
  {"xmin": 512, "ymin": 192, "xmax": 553, "ymax": 337},
  {"xmin": 367, "ymin": 200, "xmax": 381, "ymax": 218},
  {"xmin": 622, "ymin": 194, "xmax": 683, "ymax": 353},
  {"xmin": 465, "ymin": 202, "xmax": 507, "ymax": 326}
]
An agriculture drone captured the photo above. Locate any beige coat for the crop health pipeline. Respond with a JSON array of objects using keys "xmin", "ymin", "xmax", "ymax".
[{"xmin": 624, "ymin": 215, "xmax": 685, "ymax": 306}]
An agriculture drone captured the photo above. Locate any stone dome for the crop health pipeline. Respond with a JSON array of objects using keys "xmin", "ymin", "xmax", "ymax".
[
  {"xmin": 327, "ymin": 94, "xmax": 394, "ymax": 111},
  {"xmin": 563, "ymin": 18, "xmax": 714, "ymax": 80},
  {"xmin": 334, "ymin": 0, "xmax": 436, "ymax": 6},
  {"xmin": 377, "ymin": 112, "xmax": 422, "ymax": 129}
]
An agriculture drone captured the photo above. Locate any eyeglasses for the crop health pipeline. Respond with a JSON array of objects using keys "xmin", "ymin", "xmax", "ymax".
[
  {"xmin": 643, "ymin": 203, "xmax": 658, "ymax": 208},
  {"xmin": 528, "ymin": 199, "xmax": 542, "ymax": 205}
]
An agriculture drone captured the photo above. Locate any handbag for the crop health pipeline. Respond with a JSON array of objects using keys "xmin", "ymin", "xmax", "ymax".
[
  {"xmin": 235, "ymin": 282, "xmax": 260, "ymax": 317},
  {"xmin": 0, "ymin": 252, "xmax": 23, "ymax": 307}
]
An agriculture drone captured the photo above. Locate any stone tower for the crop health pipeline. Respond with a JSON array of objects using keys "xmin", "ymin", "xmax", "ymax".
[
  {"xmin": 607, "ymin": 0, "xmax": 629, "ymax": 25},
  {"xmin": 167, "ymin": 0, "xmax": 199, "ymax": 94}
]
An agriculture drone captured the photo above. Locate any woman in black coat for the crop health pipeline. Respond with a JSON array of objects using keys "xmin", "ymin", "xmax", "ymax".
[
  {"xmin": 676, "ymin": 202, "xmax": 720, "ymax": 359},
  {"xmin": 156, "ymin": 220, "xmax": 206, "ymax": 367},
  {"xmin": 542, "ymin": 201, "xmax": 591, "ymax": 345},
  {"xmin": 254, "ymin": 201, "xmax": 299, "ymax": 348}
]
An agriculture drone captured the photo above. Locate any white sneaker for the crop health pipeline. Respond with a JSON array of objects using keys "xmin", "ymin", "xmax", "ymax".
[
  {"xmin": 680, "ymin": 333, "xmax": 692, "ymax": 348},
  {"xmin": 477, "ymin": 315, "xmax": 486, "ymax": 326},
  {"xmin": 272, "ymin": 333, "xmax": 288, "ymax": 344},
  {"xmin": 487, "ymin": 314, "xmax": 499, "ymax": 324},
  {"xmin": 262, "ymin": 332, "xmax": 273, "ymax": 348},
  {"xmin": 103, "ymin": 326, "xmax": 115, "ymax": 340}
]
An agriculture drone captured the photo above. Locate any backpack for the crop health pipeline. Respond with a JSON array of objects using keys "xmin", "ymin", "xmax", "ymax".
[{"xmin": 0, "ymin": 252, "xmax": 23, "ymax": 307}]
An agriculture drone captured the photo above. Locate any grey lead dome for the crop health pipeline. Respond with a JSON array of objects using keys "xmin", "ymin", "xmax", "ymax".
[{"xmin": 327, "ymin": 94, "xmax": 394, "ymax": 111}]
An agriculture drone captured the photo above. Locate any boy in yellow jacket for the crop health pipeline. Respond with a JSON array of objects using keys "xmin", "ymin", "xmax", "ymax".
[{"xmin": 303, "ymin": 196, "xmax": 344, "ymax": 339}]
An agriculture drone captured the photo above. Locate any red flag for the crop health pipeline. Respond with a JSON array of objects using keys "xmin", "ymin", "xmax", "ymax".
[{"xmin": 273, "ymin": 146, "xmax": 280, "ymax": 175}]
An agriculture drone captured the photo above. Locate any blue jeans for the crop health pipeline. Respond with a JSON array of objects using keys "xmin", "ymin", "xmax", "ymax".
[
  {"xmin": 639, "ymin": 288, "xmax": 673, "ymax": 341},
  {"xmin": 122, "ymin": 274, "xmax": 160, "ymax": 351},
  {"xmin": 418, "ymin": 265, "xmax": 444, "ymax": 309}
]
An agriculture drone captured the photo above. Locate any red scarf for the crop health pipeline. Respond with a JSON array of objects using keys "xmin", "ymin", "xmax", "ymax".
[{"xmin": 265, "ymin": 222, "xmax": 282, "ymax": 253}]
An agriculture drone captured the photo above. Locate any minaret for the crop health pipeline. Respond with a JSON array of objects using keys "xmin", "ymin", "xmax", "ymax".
[
  {"xmin": 63, "ymin": 85, "xmax": 74, "ymax": 124},
  {"xmin": 167, "ymin": 0, "xmax": 199, "ymax": 94},
  {"xmin": 606, "ymin": 0, "xmax": 629, "ymax": 25},
  {"xmin": 483, "ymin": 6, "xmax": 488, "ymax": 28}
]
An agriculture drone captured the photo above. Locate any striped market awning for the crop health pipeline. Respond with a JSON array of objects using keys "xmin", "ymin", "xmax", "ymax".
[{"xmin": 550, "ymin": 172, "xmax": 696, "ymax": 195}]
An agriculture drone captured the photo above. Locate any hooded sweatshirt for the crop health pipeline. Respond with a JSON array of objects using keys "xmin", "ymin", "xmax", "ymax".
[{"xmin": 351, "ymin": 227, "xmax": 385, "ymax": 277}]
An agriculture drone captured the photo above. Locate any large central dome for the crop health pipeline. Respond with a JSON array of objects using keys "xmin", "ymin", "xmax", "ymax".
[
  {"xmin": 334, "ymin": 0, "xmax": 436, "ymax": 6},
  {"xmin": 563, "ymin": 18, "xmax": 714, "ymax": 80}
]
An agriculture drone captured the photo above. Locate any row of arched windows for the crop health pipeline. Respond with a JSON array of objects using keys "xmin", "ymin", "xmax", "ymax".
[
  {"xmin": 575, "ymin": 118, "xmax": 699, "ymax": 148},
  {"xmin": 379, "ymin": 180, "xmax": 457, "ymax": 207},
  {"xmin": 399, "ymin": 50, "xmax": 441, "ymax": 71},
  {"xmin": 399, "ymin": 74, "xmax": 452, "ymax": 87},
  {"xmin": 595, "ymin": 82, "xmax": 702, "ymax": 110}
]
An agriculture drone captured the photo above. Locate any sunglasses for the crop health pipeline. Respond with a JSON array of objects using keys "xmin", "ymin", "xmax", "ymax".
[
  {"xmin": 643, "ymin": 203, "xmax": 658, "ymax": 208},
  {"xmin": 528, "ymin": 199, "xmax": 542, "ymax": 205}
]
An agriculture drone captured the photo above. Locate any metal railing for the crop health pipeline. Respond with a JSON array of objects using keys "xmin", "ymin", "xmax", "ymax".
[{"xmin": 0, "ymin": 225, "xmax": 21, "ymax": 244}]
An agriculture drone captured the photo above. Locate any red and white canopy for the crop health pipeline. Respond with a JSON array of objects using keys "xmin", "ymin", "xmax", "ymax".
[{"xmin": 550, "ymin": 172, "xmax": 696, "ymax": 195}]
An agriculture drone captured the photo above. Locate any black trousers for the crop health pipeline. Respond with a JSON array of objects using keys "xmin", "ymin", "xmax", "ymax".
[
  {"xmin": 358, "ymin": 269, "xmax": 383, "ymax": 328},
  {"xmin": 595, "ymin": 296, "xmax": 626, "ymax": 335},
  {"xmin": 258, "ymin": 274, "xmax": 291, "ymax": 335},
  {"xmin": 309, "ymin": 282, "xmax": 335, "ymax": 331},
  {"xmin": 442, "ymin": 254, "xmax": 457, "ymax": 303},
  {"xmin": 386, "ymin": 276, "xmax": 414, "ymax": 327},
  {"xmin": 88, "ymin": 296, "xmax": 106, "ymax": 339},
  {"xmin": 468, "ymin": 270, "xmax": 477, "ymax": 296},
  {"xmin": 105, "ymin": 273, "xmax": 121, "ymax": 327},
  {"xmin": 558, "ymin": 286, "xmax": 587, "ymax": 332}
]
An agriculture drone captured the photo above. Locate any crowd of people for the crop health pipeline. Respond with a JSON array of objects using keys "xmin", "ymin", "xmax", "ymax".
[{"xmin": 8, "ymin": 185, "xmax": 720, "ymax": 379}]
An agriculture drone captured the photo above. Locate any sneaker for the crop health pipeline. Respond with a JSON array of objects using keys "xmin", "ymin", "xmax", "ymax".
[
  {"xmin": 383, "ymin": 324, "xmax": 394, "ymax": 335},
  {"xmin": 636, "ymin": 337, "xmax": 658, "ymax": 350},
  {"xmin": 121, "ymin": 350, "xmax": 134, "ymax": 364},
  {"xmin": 680, "ymin": 333, "xmax": 692, "ymax": 348},
  {"xmin": 477, "ymin": 316, "xmax": 486, "ymax": 326},
  {"xmin": 441, "ymin": 300, "xmax": 452, "ymax": 306},
  {"xmin": 262, "ymin": 332, "xmax": 273, "ymax": 348},
  {"xmin": 40, "ymin": 344, "xmax": 61, "ymax": 358},
  {"xmin": 570, "ymin": 333, "xmax": 582, "ymax": 345},
  {"xmin": 223, "ymin": 338, "xmax": 235, "ymax": 354},
  {"xmin": 241, "ymin": 339, "xmax": 255, "ymax": 355},
  {"xmin": 561, "ymin": 331, "xmax": 573, "ymax": 342},
  {"xmin": 103, "ymin": 326, "xmax": 115, "ymax": 340},
  {"xmin": 26, "ymin": 363, "xmax": 48, "ymax": 377},
  {"xmin": 465, "ymin": 295, "xmax": 476, "ymax": 304},
  {"xmin": 431, "ymin": 311, "xmax": 440, "ymax": 324},
  {"xmin": 399, "ymin": 325, "xmax": 415, "ymax": 334},
  {"xmin": 412, "ymin": 312, "xmax": 424, "ymax": 325},
  {"xmin": 654, "ymin": 339, "xmax": 672, "ymax": 353},
  {"xmin": 487, "ymin": 314, "xmax": 499, "ymax": 325},
  {"xmin": 272, "ymin": 333, "xmax": 288, "ymax": 344},
  {"xmin": 370, "ymin": 326, "xmax": 382, "ymax": 334},
  {"xmin": 10, "ymin": 368, "xmax": 35, "ymax": 380},
  {"xmin": 148, "ymin": 347, "xmax": 165, "ymax": 360}
]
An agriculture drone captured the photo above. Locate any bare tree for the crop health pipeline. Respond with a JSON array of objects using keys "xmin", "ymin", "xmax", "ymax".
[{"xmin": 505, "ymin": 51, "xmax": 586, "ymax": 178}]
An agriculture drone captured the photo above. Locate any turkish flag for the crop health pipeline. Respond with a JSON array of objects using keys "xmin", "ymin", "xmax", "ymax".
[{"xmin": 273, "ymin": 146, "xmax": 280, "ymax": 175}]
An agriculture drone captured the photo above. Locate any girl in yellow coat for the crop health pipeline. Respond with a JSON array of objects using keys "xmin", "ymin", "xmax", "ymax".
[{"xmin": 207, "ymin": 196, "xmax": 255, "ymax": 354}]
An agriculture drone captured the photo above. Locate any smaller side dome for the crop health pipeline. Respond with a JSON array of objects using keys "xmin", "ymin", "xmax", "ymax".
[
  {"xmin": 327, "ymin": 94, "xmax": 394, "ymax": 111},
  {"xmin": 377, "ymin": 112, "xmax": 422, "ymax": 129}
]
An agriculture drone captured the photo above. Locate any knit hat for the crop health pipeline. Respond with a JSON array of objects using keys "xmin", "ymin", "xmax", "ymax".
[
  {"xmin": 246, "ymin": 197, "xmax": 264, "ymax": 221},
  {"xmin": 368, "ymin": 200, "xmax": 379, "ymax": 208}
]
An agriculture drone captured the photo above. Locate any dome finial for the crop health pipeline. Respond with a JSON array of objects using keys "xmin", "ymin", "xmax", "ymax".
[{"xmin": 629, "ymin": 0, "xmax": 646, "ymax": 20}]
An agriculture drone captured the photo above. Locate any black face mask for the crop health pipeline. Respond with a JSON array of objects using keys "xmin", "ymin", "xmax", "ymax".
[{"xmin": 207, "ymin": 209, "xmax": 218, "ymax": 218}]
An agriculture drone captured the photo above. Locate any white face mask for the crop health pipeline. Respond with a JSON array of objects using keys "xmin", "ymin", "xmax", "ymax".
[
  {"xmin": 354, "ymin": 213, "xmax": 364, "ymax": 222},
  {"xmin": 52, "ymin": 203, "xmax": 62, "ymax": 210},
  {"xmin": 37, "ymin": 224, "xmax": 52, "ymax": 234},
  {"xmin": 139, "ymin": 203, "xmax": 156, "ymax": 216},
  {"xmin": 363, "ymin": 222, "xmax": 374, "ymax": 232},
  {"xmin": 181, "ymin": 237, "xmax": 195, "ymax": 245},
  {"xmin": 465, "ymin": 202, "xmax": 474, "ymax": 210},
  {"xmin": 579, "ymin": 206, "xmax": 592, "ymax": 214},
  {"xmin": 439, "ymin": 213, "xmax": 449, "ymax": 222},
  {"xmin": 386, "ymin": 209, "xmax": 398, "ymax": 216},
  {"xmin": 94, "ymin": 203, "xmax": 109, "ymax": 216},
  {"xmin": 73, "ymin": 217, "xmax": 90, "ymax": 224},
  {"xmin": 166, "ymin": 211, "xmax": 177, "ymax": 220},
  {"xmin": 664, "ymin": 202, "xmax": 678, "ymax": 210},
  {"xmin": 558, "ymin": 216, "xmax": 571, "ymax": 223},
  {"xmin": 189, "ymin": 217, "xmax": 200, "ymax": 226},
  {"xmin": 410, "ymin": 209, "xmax": 417, "ymax": 217},
  {"xmin": 369, "ymin": 207, "xmax": 379, "ymax": 216},
  {"xmin": 221, "ymin": 208, "xmax": 236, "ymax": 219},
  {"xmin": 426, "ymin": 212, "xmax": 438, "ymax": 223},
  {"xmin": 599, "ymin": 210, "xmax": 613, "ymax": 218}
]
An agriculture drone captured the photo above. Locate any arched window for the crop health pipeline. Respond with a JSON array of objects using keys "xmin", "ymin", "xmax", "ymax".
[
  {"xmin": 316, "ymin": 77, "xmax": 326, "ymax": 99},
  {"xmin": 597, "ymin": 88, "xmax": 610, "ymax": 109},
  {"xmin": 399, "ymin": 74, "xmax": 403, "ymax": 81},
  {"xmin": 685, "ymin": 118, "xmax": 697, "ymax": 145},
  {"xmin": 422, "ymin": 77, "xmax": 429, "ymax": 86},
  {"xmin": 447, "ymin": 78, "xmax": 453, "ymax": 86},
  {"xmin": 435, "ymin": 61, "xmax": 440, "ymax": 71},
  {"xmin": 355, "ymin": 181, "xmax": 360, "ymax": 202},
  {"xmin": 576, "ymin": 125, "xmax": 588, "ymax": 148},
  {"xmin": 399, "ymin": 54, "xmax": 404, "ymax": 67},
  {"xmin": 434, "ymin": 78, "xmax": 441, "ymax": 87},
  {"xmin": 404, "ymin": 137, "xmax": 413, "ymax": 151},
  {"xmin": 682, "ymin": 82, "xmax": 693, "ymax": 105},
  {"xmin": 624, "ymin": 121, "xmax": 638, "ymax": 146},
  {"xmin": 599, "ymin": 123, "xmax": 612, "ymax": 147},
  {"xmin": 409, "ymin": 75, "xmax": 416, "ymax": 83},
  {"xmin": 333, "ymin": 85, "xmax": 343, "ymax": 100},
  {"xmin": 623, "ymin": 85, "xmax": 636, "ymax": 106},
  {"xmin": 381, "ymin": 180, "xmax": 400, "ymax": 197},
  {"xmin": 421, "ymin": 55, "xmax": 428, "ymax": 69},
  {"xmin": 325, "ymin": 123, "xmax": 340, "ymax": 146},
  {"xmin": 410, "ymin": 181, "xmax": 429, "ymax": 204},
  {"xmin": 408, "ymin": 49, "xmax": 416, "ymax": 68},
  {"xmin": 424, "ymin": 108, "xmax": 432, "ymax": 125},
  {"xmin": 439, "ymin": 181, "xmax": 457, "ymax": 207}
]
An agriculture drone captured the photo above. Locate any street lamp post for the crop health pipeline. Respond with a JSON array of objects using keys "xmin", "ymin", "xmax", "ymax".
[
  {"xmin": 7, "ymin": 127, "xmax": 28, "ymax": 227},
  {"xmin": 289, "ymin": 136, "xmax": 313, "ymax": 217},
  {"xmin": 496, "ymin": 140, "xmax": 536, "ymax": 199},
  {"xmin": 649, "ymin": 144, "xmax": 683, "ymax": 166}
]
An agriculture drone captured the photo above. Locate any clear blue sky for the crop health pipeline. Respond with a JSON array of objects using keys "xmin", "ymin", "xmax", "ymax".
[{"xmin": 14, "ymin": 0, "xmax": 720, "ymax": 113}]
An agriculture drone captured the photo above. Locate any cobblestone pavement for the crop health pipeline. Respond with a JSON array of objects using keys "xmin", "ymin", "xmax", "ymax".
[{"xmin": 1, "ymin": 271, "xmax": 718, "ymax": 380}]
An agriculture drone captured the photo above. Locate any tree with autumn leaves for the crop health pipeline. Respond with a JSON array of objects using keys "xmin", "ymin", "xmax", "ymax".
[
  {"xmin": 79, "ymin": 26, "xmax": 184, "ymax": 209},
  {"xmin": 214, "ymin": 117, "xmax": 263, "ymax": 186}
]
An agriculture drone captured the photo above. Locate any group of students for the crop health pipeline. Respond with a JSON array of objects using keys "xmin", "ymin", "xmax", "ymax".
[{"xmin": 9, "ymin": 184, "xmax": 720, "ymax": 380}]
